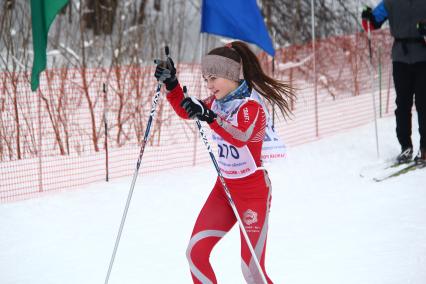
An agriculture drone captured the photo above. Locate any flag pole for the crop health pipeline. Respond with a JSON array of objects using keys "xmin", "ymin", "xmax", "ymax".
[{"xmin": 311, "ymin": 0, "xmax": 319, "ymax": 137}]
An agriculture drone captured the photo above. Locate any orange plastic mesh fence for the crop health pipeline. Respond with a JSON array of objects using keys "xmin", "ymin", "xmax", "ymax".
[{"xmin": 0, "ymin": 30, "xmax": 395, "ymax": 202}]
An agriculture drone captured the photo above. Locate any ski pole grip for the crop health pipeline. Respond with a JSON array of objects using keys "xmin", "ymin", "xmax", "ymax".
[
  {"xmin": 183, "ymin": 86, "xmax": 188, "ymax": 98},
  {"xmin": 154, "ymin": 45, "xmax": 170, "ymax": 65}
]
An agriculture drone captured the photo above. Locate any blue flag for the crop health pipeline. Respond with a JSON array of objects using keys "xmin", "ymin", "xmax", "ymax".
[{"xmin": 201, "ymin": 0, "xmax": 275, "ymax": 56}]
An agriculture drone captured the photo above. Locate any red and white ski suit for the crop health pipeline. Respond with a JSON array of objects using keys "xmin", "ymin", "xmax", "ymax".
[{"xmin": 167, "ymin": 84, "xmax": 273, "ymax": 284}]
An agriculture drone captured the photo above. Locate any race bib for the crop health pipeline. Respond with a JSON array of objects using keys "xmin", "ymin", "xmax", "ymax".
[
  {"xmin": 211, "ymin": 133, "xmax": 259, "ymax": 179},
  {"xmin": 210, "ymin": 90, "xmax": 287, "ymax": 178}
]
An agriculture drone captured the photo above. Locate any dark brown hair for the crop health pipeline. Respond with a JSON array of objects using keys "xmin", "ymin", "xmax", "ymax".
[{"xmin": 208, "ymin": 41, "xmax": 296, "ymax": 118}]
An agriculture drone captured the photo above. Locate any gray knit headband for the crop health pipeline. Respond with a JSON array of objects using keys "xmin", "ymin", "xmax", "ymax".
[{"xmin": 201, "ymin": 54, "xmax": 242, "ymax": 81}]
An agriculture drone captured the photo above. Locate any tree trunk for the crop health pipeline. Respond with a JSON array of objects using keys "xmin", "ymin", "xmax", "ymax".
[{"xmin": 83, "ymin": 0, "xmax": 117, "ymax": 35}]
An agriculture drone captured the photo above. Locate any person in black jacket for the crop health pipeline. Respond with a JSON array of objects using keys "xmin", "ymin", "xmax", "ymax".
[{"xmin": 362, "ymin": 0, "xmax": 426, "ymax": 164}]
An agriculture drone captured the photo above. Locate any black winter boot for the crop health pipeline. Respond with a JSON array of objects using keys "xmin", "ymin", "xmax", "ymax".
[
  {"xmin": 414, "ymin": 148, "xmax": 426, "ymax": 165},
  {"xmin": 396, "ymin": 147, "xmax": 413, "ymax": 164}
]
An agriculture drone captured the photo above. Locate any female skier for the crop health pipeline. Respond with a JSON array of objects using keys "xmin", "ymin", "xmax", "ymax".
[{"xmin": 154, "ymin": 41, "xmax": 295, "ymax": 284}]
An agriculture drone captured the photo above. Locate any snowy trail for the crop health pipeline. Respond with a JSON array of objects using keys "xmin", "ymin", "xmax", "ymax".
[{"xmin": 1, "ymin": 116, "xmax": 425, "ymax": 284}]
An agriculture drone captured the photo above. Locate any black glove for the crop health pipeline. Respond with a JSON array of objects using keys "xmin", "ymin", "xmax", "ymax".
[
  {"xmin": 361, "ymin": 6, "xmax": 374, "ymax": 21},
  {"xmin": 154, "ymin": 57, "xmax": 178, "ymax": 91},
  {"xmin": 361, "ymin": 6, "xmax": 381, "ymax": 30},
  {"xmin": 418, "ymin": 20, "xmax": 426, "ymax": 37},
  {"xmin": 180, "ymin": 97, "xmax": 217, "ymax": 124}
]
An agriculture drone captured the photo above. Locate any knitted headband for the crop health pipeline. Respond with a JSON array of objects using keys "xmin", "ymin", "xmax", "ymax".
[{"xmin": 201, "ymin": 54, "xmax": 242, "ymax": 82}]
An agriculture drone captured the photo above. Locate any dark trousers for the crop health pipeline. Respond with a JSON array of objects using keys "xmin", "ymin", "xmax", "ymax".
[{"xmin": 393, "ymin": 61, "xmax": 426, "ymax": 149}]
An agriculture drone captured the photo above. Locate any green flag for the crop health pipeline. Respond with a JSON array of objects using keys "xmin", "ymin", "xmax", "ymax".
[{"xmin": 30, "ymin": 0, "xmax": 69, "ymax": 91}]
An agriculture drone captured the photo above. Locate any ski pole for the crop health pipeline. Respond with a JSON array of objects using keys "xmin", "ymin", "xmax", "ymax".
[
  {"xmin": 366, "ymin": 21, "xmax": 380, "ymax": 158},
  {"xmin": 104, "ymin": 46, "xmax": 170, "ymax": 284},
  {"xmin": 183, "ymin": 86, "xmax": 268, "ymax": 284},
  {"xmin": 103, "ymin": 83, "xmax": 109, "ymax": 182}
]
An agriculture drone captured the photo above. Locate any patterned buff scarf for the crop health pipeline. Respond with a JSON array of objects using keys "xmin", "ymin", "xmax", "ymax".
[
  {"xmin": 214, "ymin": 80, "xmax": 251, "ymax": 116},
  {"xmin": 211, "ymin": 80, "xmax": 288, "ymax": 161}
]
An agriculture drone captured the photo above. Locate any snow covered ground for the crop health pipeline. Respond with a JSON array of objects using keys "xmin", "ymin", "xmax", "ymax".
[{"xmin": 1, "ymin": 115, "xmax": 425, "ymax": 284}]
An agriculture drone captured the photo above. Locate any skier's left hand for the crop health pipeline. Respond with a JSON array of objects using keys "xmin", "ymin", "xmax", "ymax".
[
  {"xmin": 361, "ymin": 6, "xmax": 374, "ymax": 21},
  {"xmin": 180, "ymin": 97, "xmax": 217, "ymax": 124},
  {"xmin": 361, "ymin": 6, "xmax": 378, "ymax": 32},
  {"xmin": 418, "ymin": 20, "xmax": 426, "ymax": 36}
]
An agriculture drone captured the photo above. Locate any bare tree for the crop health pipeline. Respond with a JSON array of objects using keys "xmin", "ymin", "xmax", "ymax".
[
  {"xmin": 82, "ymin": 0, "xmax": 118, "ymax": 35},
  {"xmin": 0, "ymin": 1, "xmax": 32, "ymax": 160},
  {"xmin": 260, "ymin": 0, "xmax": 361, "ymax": 46}
]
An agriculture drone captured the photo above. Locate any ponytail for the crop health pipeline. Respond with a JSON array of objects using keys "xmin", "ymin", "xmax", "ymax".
[
  {"xmin": 207, "ymin": 41, "xmax": 296, "ymax": 117},
  {"xmin": 230, "ymin": 41, "xmax": 295, "ymax": 118}
]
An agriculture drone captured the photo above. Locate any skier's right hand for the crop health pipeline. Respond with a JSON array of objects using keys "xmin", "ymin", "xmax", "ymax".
[
  {"xmin": 180, "ymin": 97, "xmax": 217, "ymax": 124},
  {"xmin": 361, "ymin": 6, "xmax": 377, "ymax": 32},
  {"xmin": 154, "ymin": 57, "xmax": 178, "ymax": 91}
]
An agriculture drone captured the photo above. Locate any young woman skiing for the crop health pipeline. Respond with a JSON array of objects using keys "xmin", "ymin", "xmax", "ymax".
[{"xmin": 154, "ymin": 41, "xmax": 295, "ymax": 284}]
